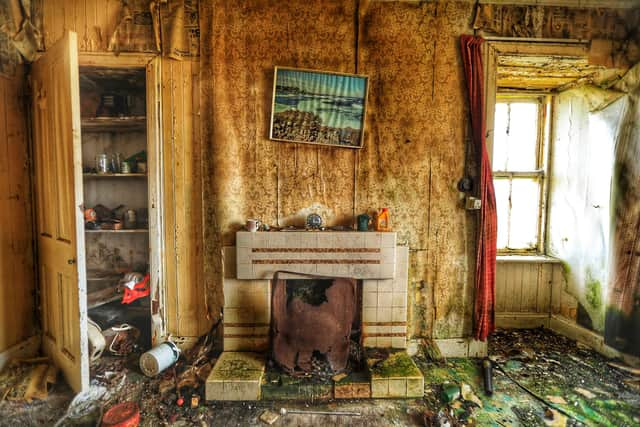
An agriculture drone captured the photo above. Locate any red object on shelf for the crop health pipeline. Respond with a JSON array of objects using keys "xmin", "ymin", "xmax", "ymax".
[
  {"xmin": 121, "ymin": 273, "xmax": 150, "ymax": 304},
  {"xmin": 100, "ymin": 402, "xmax": 140, "ymax": 427}
]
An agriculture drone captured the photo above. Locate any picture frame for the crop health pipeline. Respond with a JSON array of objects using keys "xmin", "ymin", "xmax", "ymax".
[{"xmin": 269, "ymin": 66, "xmax": 369, "ymax": 149}]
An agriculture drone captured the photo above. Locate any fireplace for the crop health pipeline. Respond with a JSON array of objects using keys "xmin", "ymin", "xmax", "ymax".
[
  {"xmin": 225, "ymin": 231, "xmax": 408, "ymax": 351},
  {"xmin": 271, "ymin": 276, "xmax": 358, "ymax": 378},
  {"xmin": 206, "ymin": 231, "xmax": 418, "ymax": 401}
]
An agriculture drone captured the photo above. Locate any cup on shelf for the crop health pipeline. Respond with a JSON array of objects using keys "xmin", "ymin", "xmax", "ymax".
[
  {"xmin": 120, "ymin": 161, "xmax": 132, "ymax": 174},
  {"xmin": 96, "ymin": 154, "xmax": 109, "ymax": 174},
  {"xmin": 246, "ymin": 218, "xmax": 261, "ymax": 232}
]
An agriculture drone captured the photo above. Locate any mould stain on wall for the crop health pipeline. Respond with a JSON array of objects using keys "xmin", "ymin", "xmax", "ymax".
[
  {"xmin": 201, "ymin": 0, "xmax": 477, "ymax": 340},
  {"xmin": 30, "ymin": 0, "xmax": 640, "ymax": 343}
]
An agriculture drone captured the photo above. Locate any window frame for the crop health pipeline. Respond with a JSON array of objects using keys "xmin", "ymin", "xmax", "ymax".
[{"xmin": 492, "ymin": 94, "xmax": 551, "ymax": 254}]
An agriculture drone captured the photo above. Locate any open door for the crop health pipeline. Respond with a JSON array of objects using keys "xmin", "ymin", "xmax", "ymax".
[{"xmin": 31, "ymin": 31, "xmax": 88, "ymax": 392}]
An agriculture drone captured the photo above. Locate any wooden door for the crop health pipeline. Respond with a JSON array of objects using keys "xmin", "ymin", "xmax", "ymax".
[{"xmin": 31, "ymin": 31, "xmax": 88, "ymax": 392}]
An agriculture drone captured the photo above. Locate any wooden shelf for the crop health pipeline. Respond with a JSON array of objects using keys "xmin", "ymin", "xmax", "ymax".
[
  {"xmin": 81, "ymin": 116, "xmax": 146, "ymax": 132},
  {"xmin": 85, "ymin": 229, "xmax": 148, "ymax": 233},
  {"xmin": 87, "ymin": 270, "xmax": 122, "ymax": 281},
  {"xmin": 88, "ymin": 286, "xmax": 122, "ymax": 309},
  {"xmin": 83, "ymin": 173, "xmax": 147, "ymax": 178}
]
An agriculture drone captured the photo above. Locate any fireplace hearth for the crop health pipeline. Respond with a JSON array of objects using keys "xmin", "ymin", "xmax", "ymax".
[{"xmin": 206, "ymin": 231, "xmax": 422, "ymax": 401}]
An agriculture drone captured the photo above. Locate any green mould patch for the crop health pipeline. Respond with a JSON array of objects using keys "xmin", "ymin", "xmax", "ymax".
[
  {"xmin": 585, "ymin": 275, "xmax": 603, "ymax": 310},
  {"xmin": 560, "ymin": 260, "xmax": 572, "ymax": 285},
  {"xmin": 369, "ymin": 351, "xmax": 422, "ymax": 379}
]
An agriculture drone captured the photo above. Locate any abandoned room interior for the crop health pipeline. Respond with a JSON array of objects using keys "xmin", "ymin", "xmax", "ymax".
[{"xmin": 1, "ymin": 0, "xmax": 640, "ymax": 426}]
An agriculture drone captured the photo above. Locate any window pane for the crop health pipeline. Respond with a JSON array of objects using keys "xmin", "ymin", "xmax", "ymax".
[
  {"xmin": 493, "ymin": 102, "xmax": 539, "ymax": 171},
  {"xmin": 509, "ymin": 178, "xmax": 540, "ymax": 249},
  {"xmin": 493, "ymin": 179, "xmax": 510, "ymax": 250},
  {"xmin": 492, "ymin": 104, "xmax": 509, "ymax": 171}
]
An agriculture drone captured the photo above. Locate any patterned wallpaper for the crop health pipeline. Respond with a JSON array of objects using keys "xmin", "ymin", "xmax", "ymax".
[
  {"xmin": 197, "ymin": 0, "xmax": 639, "ymax": 340},
  {"xmin": 201, "ymin": 0, "xmax": 477, "ymax": 339}
]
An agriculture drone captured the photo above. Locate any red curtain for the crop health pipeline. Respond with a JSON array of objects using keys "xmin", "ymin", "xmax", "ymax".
[{"xmin": 460, "ymin": 35, "xmax": 497, "ymax": 341}]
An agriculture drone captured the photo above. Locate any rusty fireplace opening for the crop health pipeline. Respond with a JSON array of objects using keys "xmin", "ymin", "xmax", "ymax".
[{"xmin": 270, "ymin": 276, "xmax": 363, "ymax": 379}]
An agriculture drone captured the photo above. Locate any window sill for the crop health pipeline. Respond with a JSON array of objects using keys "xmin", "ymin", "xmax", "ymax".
[{"xmin": 496, "ymin": 254, "xmax": 561, "ymax": 264}]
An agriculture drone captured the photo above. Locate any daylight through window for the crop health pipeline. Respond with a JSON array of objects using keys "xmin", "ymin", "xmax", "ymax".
[{"xmin": 492, "ymin": 97, "xmax": 549, "ymax": 253}]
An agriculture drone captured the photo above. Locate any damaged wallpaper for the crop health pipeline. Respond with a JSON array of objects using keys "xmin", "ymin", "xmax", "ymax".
[
  {"xmin": 606, "ymin": 64, "xmax": 640, "ymax": 357},
  {"xmin": 31, "ymin": 0, "xmax": 640, "ymax": 345},
  {"xmin": 200, "ymin": 0, "xmax": 477, "ymax": 339}
]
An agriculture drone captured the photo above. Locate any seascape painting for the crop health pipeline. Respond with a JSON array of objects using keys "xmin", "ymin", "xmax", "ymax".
[{"xmin": 270, "ymin": 67, "xmax": 368, "ymax": 148}]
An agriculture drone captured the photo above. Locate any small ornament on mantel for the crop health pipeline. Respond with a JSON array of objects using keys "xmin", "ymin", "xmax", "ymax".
[{"xmin": 375, "ymin": 208, "xmax": 391, "ymax": 231}]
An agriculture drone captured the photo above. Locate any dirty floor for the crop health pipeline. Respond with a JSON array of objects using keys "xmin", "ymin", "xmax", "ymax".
[{"xmin": 0, "ymin": 328, "xmax": 638, "ymax": 426}]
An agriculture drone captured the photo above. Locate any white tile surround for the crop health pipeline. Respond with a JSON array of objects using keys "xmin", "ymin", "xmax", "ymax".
[{"xmin": 223, "ymin": 231, "xmax": 409, "ymax": 350}]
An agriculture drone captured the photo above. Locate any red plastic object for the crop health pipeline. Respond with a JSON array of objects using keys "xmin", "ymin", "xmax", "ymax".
[
  {"xmin": 121, "ymin": 273, "xmax": 150, "ymax": 304},
  {"xmin": 101, "ymin": 402, "xmax": 140, "ymax": 427}
]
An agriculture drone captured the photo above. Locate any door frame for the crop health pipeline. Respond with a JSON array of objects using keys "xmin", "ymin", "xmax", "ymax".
[{"xmin": 77, "ymin": 53, "xmax": 167, "ymax": 344}]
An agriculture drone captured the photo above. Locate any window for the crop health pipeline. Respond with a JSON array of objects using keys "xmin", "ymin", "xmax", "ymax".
[{"xmin": 492, "ymin": 96, "xmax": 549, "ymax": 253}]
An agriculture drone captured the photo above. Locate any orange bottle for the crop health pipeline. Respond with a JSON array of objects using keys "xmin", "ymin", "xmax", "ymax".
[{"xmin": 375, "ymin": 208, "xmax": 391, "ymax": 231}]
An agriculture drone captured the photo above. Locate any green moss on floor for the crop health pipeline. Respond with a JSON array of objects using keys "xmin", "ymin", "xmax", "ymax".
[
  {"xmin": 368, "ymin": 351, "xmax": 422, "ymax": 379},
  {"xmin": 415, "ymin": 329, "xmax": 640, "ymax": 426},
  {"xmin": 334, "ymin": 370, "xmax": 370, "ymax": 384},
  {"xmin": 261, "ymin": 370, "xmax": 333, "ymax": 401}
]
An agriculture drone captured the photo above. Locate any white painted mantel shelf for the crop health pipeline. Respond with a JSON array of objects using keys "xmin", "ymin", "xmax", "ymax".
[{"xmin": 236, "ymin": 231, "xmax": 397, "ymax": 280}]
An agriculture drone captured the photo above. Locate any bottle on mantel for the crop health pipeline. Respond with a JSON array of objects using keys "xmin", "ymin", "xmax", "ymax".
[{"xmin": 375, "ymin": 208, "xmax": 391, "ymax": 231}]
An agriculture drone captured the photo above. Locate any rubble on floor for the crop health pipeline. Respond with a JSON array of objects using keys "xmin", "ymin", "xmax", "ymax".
[
  {"xmin": 0, "ymin": 328, "xmax": 638, "ymax": 426},
  {"xmin": 416, "ymin": 328, "xmax": 640, "ymax": 426}
]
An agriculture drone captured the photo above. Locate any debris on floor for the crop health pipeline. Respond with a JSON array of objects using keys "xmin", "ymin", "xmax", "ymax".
[
  {"xmin": 1, "ymin": 328, "xmax": 638, "ymax": 426},
  {"xmin": 417, "ymin": 327, "xmax": 640, "ymax": 426},
  {"xmin": 0, "ymin": 358, "xmax": 57, "ymax": 402},
  {"xmin": 259, "ymin": 409, "xmax": 280, "ymax": 424}
]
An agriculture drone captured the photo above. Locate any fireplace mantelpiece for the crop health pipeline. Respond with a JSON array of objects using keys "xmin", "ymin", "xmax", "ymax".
[
  {"xmin": 222, "ymin": 231, "xmax": 408, "ymax": 352},
  {"xmin": 206, "ymin": 231, "xmax": 416, "ymax": 401},
  {"xmin": 236, "ymin": 231, "xmax": 397, "ymax": 279}
]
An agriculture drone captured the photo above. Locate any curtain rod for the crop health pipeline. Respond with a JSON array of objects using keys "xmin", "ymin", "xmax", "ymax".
[
  {"xmin": 477, "ymin": 0, "xmax": 639, "ymax": 8},
  {"xmin": 482, "ymin": 36, "xmax": 589, "ymax": 44}
]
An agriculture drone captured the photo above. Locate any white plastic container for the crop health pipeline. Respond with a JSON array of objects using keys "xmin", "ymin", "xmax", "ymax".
[{"xmin": 139, "ymin": 341, "xmax": 181, "ymax": 377}]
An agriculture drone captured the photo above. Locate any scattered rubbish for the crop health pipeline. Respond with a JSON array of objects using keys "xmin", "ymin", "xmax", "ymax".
[
  {"xmin": 108, "ymin": 324, "xmax": 140, "ymax": 356},
  {"xmin": 120, "ymin": 273, "xmax": 150, "ymax": 304},
  {"xmin": 422, "ymin": 338, "xmax": 445, "ymax": 362},
  {"xmin": 574, "ymin": 387, "xmax": 596, "ymax": 399},
  {"xmin": 279, "ymin": 407, "xmax": 361, "ymax": 416},
  {"xmin": 139, "ymin": 341, "xmax": 181, "ymax": 377},
  {"xmin": 460, "ymin": 383, "xmax": 483, "ymax": 408},
  {"xmin": 441, "ymin": 383, "xmax": 461, "ymax": 403},
  {"xmin": 512, "ymin": 405, "xmax": 545, "ymax": 426},
  {"xmin": 88, "ymin": 317, "xmax": 107, "ymax": 362},
  {"xmin": 24, "ymin": 363, "xmax": 57, "ymax": 401},
  {"xmin": 190, "ymin": 394, "xmax": 200, "ymax": 408},
  {"xmin": 0, "ymin": 358, "xmax": 58, "ymax": 403},
  {"xmin": 547, "ymin": 395, "xmax": 568, "ymax": 405},
  {"xmin": 53, "ymin": 386, "xmax": 108, "ymax": 427},
  {"xmin": 332, "ymin": 373, "xmax": 347, "ymax": 382},
  {"xmin": 544, "ymin": 408, "xmax": 569, "ymax": 427},
  {"xmin": 259, "ymin": 409, "xmax": 280, "ymax": 425},
  {"xmin": 481, "ymin": 357, "xmax": 493, "ymax": 395},
  {"xmin": 423, "ymin": 409, "xmax": 453, "ymax": 427},
  {"xmin": 607, "ymin": 361, "xmax": 640, "ymax": 376},
  {"xmin": 100, "ymin": 401, "xmax": 140, "ymax": 427}
]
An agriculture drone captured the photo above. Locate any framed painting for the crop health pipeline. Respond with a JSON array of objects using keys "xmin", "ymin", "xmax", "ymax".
[{"xmin": 269, "ymin": 67, "xmax": 369, "ymax": 149}]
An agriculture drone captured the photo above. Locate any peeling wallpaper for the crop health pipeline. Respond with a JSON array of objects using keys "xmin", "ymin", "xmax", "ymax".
[
  {"xmin": 201, "ymin": 0, "xmax": 477, "ymax": 339},
  {"xmin": 36, "ymin": 0, "xmax": 640, "ymax": 341},
  {"xmin": 548, "ymin": 88, "xmax": 622, "ymax": 333}
]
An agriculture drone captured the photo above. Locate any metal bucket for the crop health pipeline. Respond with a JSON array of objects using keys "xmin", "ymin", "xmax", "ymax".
[{"xmin": 139, "ymin": 341, "xmax": 180, "ymax": 377}]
